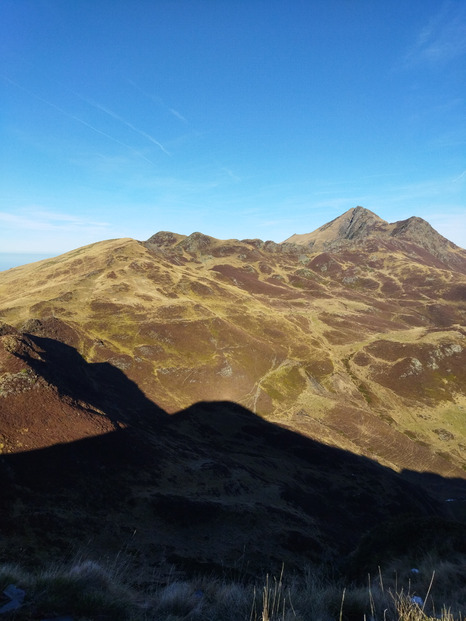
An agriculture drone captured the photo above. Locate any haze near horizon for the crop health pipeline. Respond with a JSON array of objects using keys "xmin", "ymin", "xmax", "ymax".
[{"xmin": 1, "ymin": 0, "xmax": 465, "ymax": 270}]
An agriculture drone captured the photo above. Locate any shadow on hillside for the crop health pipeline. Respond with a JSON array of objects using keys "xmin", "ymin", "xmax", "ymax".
[
  {"xmin": 17, "ymin": 333, "xmax": 167, "ymax": 429},
  {"xmin": 1, "ymin": 335, "xmax": 466, "ymax": 577}
]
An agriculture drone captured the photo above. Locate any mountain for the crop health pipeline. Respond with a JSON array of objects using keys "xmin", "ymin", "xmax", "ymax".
[
  {"xmin": 284, "ymin": 206, "xmax": 386, "ymax": 248},
  {"xmin": 285, "ymin": 206, "xmax": 466, "ymax": 271},
  {"xmin": 0, "ymin": 325, "xmax": 458, "ymax": 576},
  {"xmin": 0, "ymin": 207, "xmax": 465, "ymax": 574}
]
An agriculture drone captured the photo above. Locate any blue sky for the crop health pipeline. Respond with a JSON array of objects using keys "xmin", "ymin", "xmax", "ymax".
[{"xmin": 1, "ymin": 0, "xmax": 465, "ymax": 269}]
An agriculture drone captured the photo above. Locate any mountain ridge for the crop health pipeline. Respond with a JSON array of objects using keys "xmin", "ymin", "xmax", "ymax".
[
  {"xmin": 1, "ymin": 206, "xmax": 465, "ymax": 276},
  {"xmin": 1, "ymin": 205, "xmax": 465, "ymax": 577},
  {"xmin": 143, "ymin": 206, "xmax": 466, "ymax": 273},
  {"xmin": 1, "ymin": 207, "xmax": 465, "ymax": 478},
  {"xmin": 284, "ymin": 206, "xmax": 386, "ymax": 246},
  {"xmin": 283, "ymin": 206, "xmax": 465, "ymax": 268}
]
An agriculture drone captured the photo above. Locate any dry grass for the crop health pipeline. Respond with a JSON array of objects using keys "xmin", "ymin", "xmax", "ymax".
[{"xmin": 0, "ymin": 555, "xmax": 464, "ymax": 621}]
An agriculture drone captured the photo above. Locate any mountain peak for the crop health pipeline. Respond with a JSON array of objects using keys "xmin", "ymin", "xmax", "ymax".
[
  {"xmin": 390, "ymin": 215, "xmax": 436, "ymax": 239},
  {"xmin": 283, "ymin": 206, "xmax": 386, "ymax": 248},
  {"xmin": 326, "ymin": 206, "xmax": 386, "ymax": 239},
  {"xmin": 282, "ymin": 207, "xmax": 465, "ymax": 270},
  {"xmin": 146, "ymin": 231, "xmax": 187, "ymax": 247}
]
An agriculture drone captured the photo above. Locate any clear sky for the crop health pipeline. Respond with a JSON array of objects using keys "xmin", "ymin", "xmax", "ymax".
[{"xmin": 1, "ymin": 0, "xmax": 465, "ymax": 269}]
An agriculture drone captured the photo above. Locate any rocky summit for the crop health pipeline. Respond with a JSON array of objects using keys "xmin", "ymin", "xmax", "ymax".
[{"xmin": 0, "ymin": 206, "xmax": 465, "ymax": 575}]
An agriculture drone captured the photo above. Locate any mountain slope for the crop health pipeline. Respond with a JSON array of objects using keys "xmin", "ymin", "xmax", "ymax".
[
  {"xmin": 284, "ymin": 206, "xmax": 466, "ymax": 272},
  {"xmin": 284, "ymin": 206, "xmax": 386, "ymax": 248},
  {"xmin": 0, "ymin": 329, "xmax": 456, "ymax": 575},
  {"xmin": 0, "ymin": 209, "xmax": 465, "ymax": 482}
]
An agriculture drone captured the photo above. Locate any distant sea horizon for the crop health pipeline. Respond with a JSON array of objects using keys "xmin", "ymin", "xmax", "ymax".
[{"xmin": 0, "ymin": 253, "xmax": 52, "ymax": 272}]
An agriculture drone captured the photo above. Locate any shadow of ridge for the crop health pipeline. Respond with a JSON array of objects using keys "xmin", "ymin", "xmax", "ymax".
[
  {"xmin": 172, "ymin": 399, "xmax": 466, "ymax": 494},
  {"xmin": 1, "ymin": 399, "xmax": 465, "ymax": 576},
  {"xmin": 16, "ymin": 333, "xmax": 167, "ymax": 429}
]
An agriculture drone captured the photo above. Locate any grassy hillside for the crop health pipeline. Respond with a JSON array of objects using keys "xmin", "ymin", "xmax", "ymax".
[{"xmin": 1, "ymin": 227, "xmax": 465, "ymax": 480}]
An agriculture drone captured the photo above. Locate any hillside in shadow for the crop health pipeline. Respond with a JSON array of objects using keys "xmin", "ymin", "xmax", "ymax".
[
  {"xmin": 18, "ymin": 331, "xmax": 168, "ymax": 430},
  {"xmin": 1, "ymin": 333, "xmax": 466, "ymax": 579},
  {"xmin": 0, "ymin": 324, "xmax": 167, "ymax": 451}
]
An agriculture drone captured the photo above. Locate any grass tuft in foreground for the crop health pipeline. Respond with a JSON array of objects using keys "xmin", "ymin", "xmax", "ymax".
[{"xmin": 0, "ymin": 554, "xmax": 464, "ymax": 620}]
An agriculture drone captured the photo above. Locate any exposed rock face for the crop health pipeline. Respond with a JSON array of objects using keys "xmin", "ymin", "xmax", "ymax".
[
  {"xmin": 178, "ymin": 232, "xmax": 214, "ymax": 254},
  {"xmin": 324, "ymin": 206, "xmax": 385, "ymax": 241},
  {"xmin": 284, "ymin": 207, "xmax": 466, "ymax": 271},
  {"xmin": 285, "ymin": 206, "xmax": 386, "ymax": 248},
  {"xmin": 146, "ymin": 231, "xmax": 185, "ymax": 247}
]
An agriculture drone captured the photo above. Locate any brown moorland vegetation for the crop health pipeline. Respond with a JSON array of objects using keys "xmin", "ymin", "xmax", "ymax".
[
  {"xmin": 0, "ymin": 207, "xmax": 465, "ymax": 607},
  {"xmin": 0, "ymin": 207, "xmax": 464, "ymax": 477}
]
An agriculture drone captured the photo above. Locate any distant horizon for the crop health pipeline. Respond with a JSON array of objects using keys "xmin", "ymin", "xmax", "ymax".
[
  {"xmin": 1, "ymin": 203, "xmax": 464, "ymax": 272},
  {"xmin": 0, "ymin": 252, "xmax": 52, "ymax": 272}
]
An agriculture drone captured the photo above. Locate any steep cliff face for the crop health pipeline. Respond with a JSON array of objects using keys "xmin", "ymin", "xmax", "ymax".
[{"xmin": 335, "ymin": 206, "xmax": 386, "ymax": 240}]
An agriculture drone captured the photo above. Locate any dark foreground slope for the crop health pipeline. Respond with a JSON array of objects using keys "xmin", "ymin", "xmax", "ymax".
[{"xmin": 1, "ymin": 329, "xmax": 465, "ymax": 578}]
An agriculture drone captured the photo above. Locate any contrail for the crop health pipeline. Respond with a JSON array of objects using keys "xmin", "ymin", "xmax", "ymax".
[
  {"xmin": 1, "ymin": 75, "xmax": 158, "ymax": 166},
  {"xmin": 127, "ymin": 78, "xmax": 187, "ymax": 123},
  {"xmin": 78, "ymin": 96, "xmax": 171, "ymax": 155},
  {"xmin": 168, "ymin": 108, "xmax": 187, "ymax": 123},
  {"xmin": 453, "ymin": 169, "xmax": 466, "ymax": 182}
]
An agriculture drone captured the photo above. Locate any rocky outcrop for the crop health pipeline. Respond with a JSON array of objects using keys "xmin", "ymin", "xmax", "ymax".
[{"xmin": 284, "ymin": 206, "xmax": 466, "ymax": 272}]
